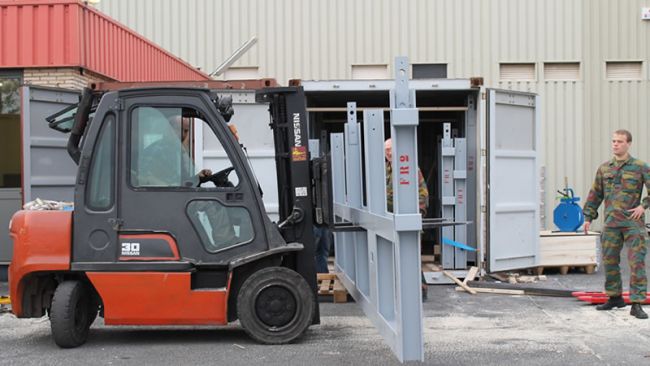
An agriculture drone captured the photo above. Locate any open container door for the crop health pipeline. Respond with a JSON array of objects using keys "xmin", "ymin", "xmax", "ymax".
[
  {"xmin": 21, "ymin": 86, "xmax": 80, "ymax": 203},
  {"xmin": 487, "ymin": 89, "xmax": 540, "ymax": 272}
]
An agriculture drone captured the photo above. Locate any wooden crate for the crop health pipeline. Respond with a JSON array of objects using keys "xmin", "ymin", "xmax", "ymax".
[
  {"xmin": 317, "ymin": 273, "xmax": 348, "ymax": 303},
  {"xmin": 537, "ymin": 231, "xmax": 599, "ymax": 273}
]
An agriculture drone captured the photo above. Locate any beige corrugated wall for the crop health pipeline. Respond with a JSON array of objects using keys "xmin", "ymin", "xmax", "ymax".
[{"xmin": 96, "ymin": 0, "xmax": 650, "ymax": 230}]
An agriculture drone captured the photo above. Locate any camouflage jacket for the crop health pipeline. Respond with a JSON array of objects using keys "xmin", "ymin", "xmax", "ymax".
[
  {"xmin": 583, "ymin": 156, "xmax": 650, "ymax": 227},
  {"xmin": 386, "ymin": 161, "xmax": 429, "ymax": 214}
]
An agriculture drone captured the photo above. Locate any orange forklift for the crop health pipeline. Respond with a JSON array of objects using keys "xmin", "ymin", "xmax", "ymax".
[{"xmin": 9, "ymin": 83, "xmax": 331, "ymax": 348}]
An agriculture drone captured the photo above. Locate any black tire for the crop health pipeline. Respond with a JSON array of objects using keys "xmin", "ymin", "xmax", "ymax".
[
  {"xmin": 237, "ymin": 267, "xmax": 315, "ymax": 344},
  {"xmin": 87, "ymin": 300, "xmax": 99, "ymax": 327},
  {"xmin": 50, "ymin": 281, "xmax": 92, "ymax": 348}
]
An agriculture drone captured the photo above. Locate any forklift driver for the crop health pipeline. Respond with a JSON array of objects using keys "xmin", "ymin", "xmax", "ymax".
[
  {"xmin": 135, "ymin": 110, "xmax": 239, "ymax": 250},
  {"xmin": 175, "ymin": 115, "xmax": 213, "ymax": 184}
]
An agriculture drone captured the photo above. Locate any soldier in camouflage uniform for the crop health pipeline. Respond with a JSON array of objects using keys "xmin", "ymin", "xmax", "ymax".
[
  {"xmin": 583, "ymin": 129, "xmax": 650, "ymax": 319},
  {"xmin": 384, "ymin": 138, "xmax": 430, "ymax": 299},
  {"xmin": 384, "ymin": 139, "xmax": 429, "ymax": 214}
]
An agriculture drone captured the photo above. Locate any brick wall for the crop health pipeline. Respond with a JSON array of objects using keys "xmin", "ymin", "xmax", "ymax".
[{"xmin": 23, "ymin": 68, "xmax": 113, "ymax": 90}]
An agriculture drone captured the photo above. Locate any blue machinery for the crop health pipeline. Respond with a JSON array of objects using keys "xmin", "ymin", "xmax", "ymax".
[{"xmin": 553, "ymin": 188, "xmax": 584, "ymax": 232}]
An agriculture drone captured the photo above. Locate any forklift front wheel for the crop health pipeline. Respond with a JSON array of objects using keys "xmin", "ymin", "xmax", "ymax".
[
  {"xmin": 50, "ymin": 281, "xmax": 92, "ymax": 348},
  {"xmin": 237, "ymin": 266, "xmax": 315, "ymax": 344}
]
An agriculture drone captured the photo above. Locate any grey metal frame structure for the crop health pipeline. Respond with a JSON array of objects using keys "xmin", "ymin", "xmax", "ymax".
[
  {"xmin": 331, "ymin": 57, "xmax": 424, "ymax": 362},
  {"xmin": 439, "ymin": 122, "xmax": 468, "ymax": 269}
]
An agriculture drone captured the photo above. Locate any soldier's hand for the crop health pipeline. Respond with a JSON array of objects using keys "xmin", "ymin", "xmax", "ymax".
[
  {"xmin": 198, "ymin": 169, "xmax": 212, "ymax": 178},
  {"xmin": 627, "ymin": 205, "xmax": 645, "ymax": 221},
  {"xmin": 583, "ymin": 221, "xmax": 591, "ymax": 234}
]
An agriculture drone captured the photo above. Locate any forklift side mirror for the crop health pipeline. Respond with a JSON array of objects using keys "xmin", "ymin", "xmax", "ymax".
[{"xmin": 217, "ymin": 95, "xmax": 234, "ymax": 122}]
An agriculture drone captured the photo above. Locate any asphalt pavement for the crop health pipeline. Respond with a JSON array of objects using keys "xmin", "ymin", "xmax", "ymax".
[{"xmin": 1, "ymin": 259, "xmax": 649, "ymax": 365}]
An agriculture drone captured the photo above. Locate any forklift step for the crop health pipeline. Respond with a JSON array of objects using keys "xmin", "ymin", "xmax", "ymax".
[{"xmin": 317, "ymin": 273, "xmax": 348, "ymax": 303}]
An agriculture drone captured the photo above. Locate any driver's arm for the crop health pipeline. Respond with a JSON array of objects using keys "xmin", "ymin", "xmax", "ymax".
[{"xmin": 198, "ymin": 169, "xmax": 212, "ymax": 183}]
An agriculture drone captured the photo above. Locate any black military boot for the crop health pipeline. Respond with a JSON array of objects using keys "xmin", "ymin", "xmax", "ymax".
[
  {"xmin": 630, "ymin": 304, "xmax": 648, "ymax": 319},
  {"xmin": 596, "ymin": 296, "xmax": 626, "ymax": 310}
]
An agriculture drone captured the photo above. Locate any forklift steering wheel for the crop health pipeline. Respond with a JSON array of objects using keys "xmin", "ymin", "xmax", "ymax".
[{"xmin": 201, "ymin": 166, "xmax": 235, "ymax": 187}]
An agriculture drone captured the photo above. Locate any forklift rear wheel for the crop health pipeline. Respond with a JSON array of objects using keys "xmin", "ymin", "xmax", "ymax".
[
  {"xmin": 87, "ymin": 298, "xmax": 100, "ymax": 327},
  {"xmin": 237, "ymin": 266, "xmax": 315, "ymax": 344},
  {"xmin": 50, "ymin": 281, "xmax": 92, "ymax": 348}
]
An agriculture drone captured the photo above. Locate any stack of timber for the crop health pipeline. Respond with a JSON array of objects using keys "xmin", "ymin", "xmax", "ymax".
[
  {"xmin": 317, "ymin": 273, "xmax": 348, "ymax": 303},
  {"xmin": 421, "ymin": 255, "xmax": 437, "ymax": 272},
  {"xmin": 452, "ymin": 267, "xmax": 575, "ymax": 297},
  {"xmin": 535, "ymin": 230, "xmax": 599, "ymax": 275},
  {"xmin": 488, "ymin": 272, "xmax": 547, "ymax": 284}
]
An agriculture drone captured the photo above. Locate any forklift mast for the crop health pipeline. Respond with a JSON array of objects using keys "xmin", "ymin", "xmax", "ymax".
[{"xmin": 256, "ymin": 87, "xmax": 320, "ymax": 289}]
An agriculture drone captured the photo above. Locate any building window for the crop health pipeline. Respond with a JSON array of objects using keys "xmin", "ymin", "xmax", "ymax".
[
  {"xmin": 86, "ymin": 115, "xmax": 115, "ymax": 210},
  {"xmin": 187, "ymin": 200, "xmax": 254, "ymax": 253},
  {"xmin": 223, "ymin": 67, "xmax": 259, "ymax": 80},
  {"xmin": 499, "ymin": 63, "xmax": 536, "ymax": 81},
  {"xmin": 543, "ymin": 62, "xmax": 580, "ymax": 81},
  {"xmin": 129, "ymin": 106, "xmax": 239, "ymax": 188},
  {"xmin": 412, "ymin": 63, "xmax": 447, "ymax": 79},
  {"xmin": 606, "ymin": 61, "xmax": 643, "ymax": 80},
  {"xmin": 351, "ymin": 64, "xmax": 389, "ymax": 80}
]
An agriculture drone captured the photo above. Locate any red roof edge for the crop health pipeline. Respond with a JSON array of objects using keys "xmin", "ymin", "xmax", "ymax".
[
  {"xmin": 0, "ymin": 0, "xmax": 212, "ymax": 82},
  {"xmin": 81, "ymin": 3, "xmax": 211, "ymax": 81}
]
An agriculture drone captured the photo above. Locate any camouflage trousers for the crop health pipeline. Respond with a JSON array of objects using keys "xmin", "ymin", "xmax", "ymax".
[{"xmin": 601, "ymin": 226, "xmax": 648, "ymax": 303}]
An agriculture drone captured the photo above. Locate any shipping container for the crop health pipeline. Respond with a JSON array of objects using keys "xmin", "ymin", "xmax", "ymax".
[{"xmin": 297, "ymin": 78, "xmax": 540, "ymax": 274}]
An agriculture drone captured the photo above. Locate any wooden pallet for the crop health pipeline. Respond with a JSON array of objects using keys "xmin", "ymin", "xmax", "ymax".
[
  {"xmin": 0, "ymin": 296, "xmax": 10, "ymax": 313},
  {"xmin": 535, "ymin": 264, "xmax": 596, "ymax": 275},
  {"xmin": 317, "ymin": 273, "xmax": 348, "ymax": 303}
]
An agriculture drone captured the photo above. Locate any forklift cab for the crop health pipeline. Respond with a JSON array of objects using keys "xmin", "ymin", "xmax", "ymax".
[
  {"xmin": 69, "ymin": 88, "xmax": 281, "ymax": 270},
  {"xmin": 68, "ymin": 88, "xmax": 290, "ymax": 274}
]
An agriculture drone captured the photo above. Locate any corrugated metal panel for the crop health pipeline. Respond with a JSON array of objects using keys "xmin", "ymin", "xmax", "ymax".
[
  {"xmin": 223, "ymin": 67, "xmax": 259, "ymax": 80},
  {"xmin": 351, "ymin": 64, "xmax": 389, "ymax": 79},
  {"xmin": 89, "ymin": 0, "xmax": 650, "ymax": 230},
  {"xmin": 0, "ymin": 1, "xmax": 82, "ymax": 66},
  {"xmin": 95, "ymin": 0, "xmax": 583, "ymax": 85},
  {"xmin": 581, "ymin": 0, "xmax": 650, "ymax": 231},
  {"xmin": 0, "ymin": 0, "xmax": 210, "ymax": 81}
]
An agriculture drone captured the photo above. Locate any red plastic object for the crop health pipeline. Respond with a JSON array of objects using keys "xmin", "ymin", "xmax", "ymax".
[
  {"xmin": 577, "ymin": 295, "xmax": 650, "ymax": 305},
  {"xmin": 572, "ymin": 291, "xmax": 630, "ymax": 297}
]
